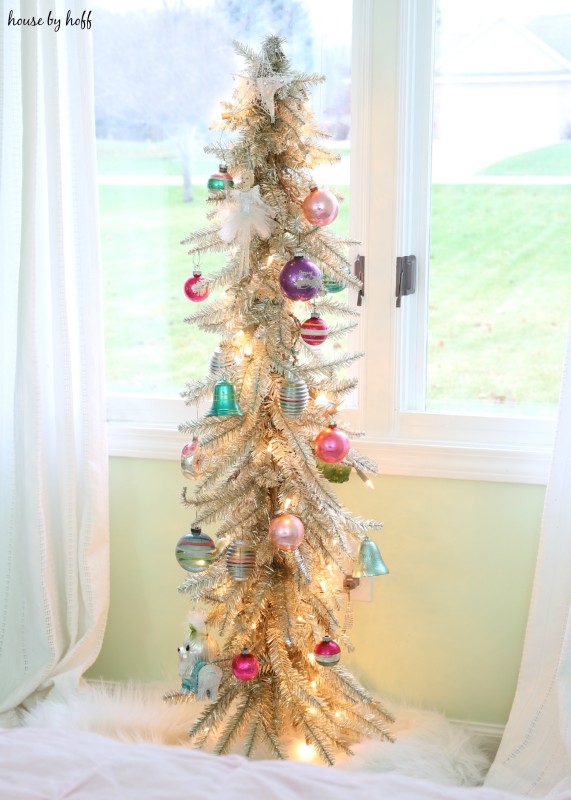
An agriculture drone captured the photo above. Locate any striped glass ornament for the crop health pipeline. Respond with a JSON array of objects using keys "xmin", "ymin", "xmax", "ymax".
[
  {"xmin": 300, "ymin": 312, "xmax": 329, "ymax": 346},
  {"xmin": 226, "ymin": 541, "xmax": 256, "ymax": 581},
  {"xmin": 279, "ymin": 377, "xmax": 309, "ymax": 418},
  {"xmin": 314, "ymin": 635, "xmax": 341, "ymax": 667},
  {"xmin": 176, "ymin": 526, "xmax": 216, "ymax": 573},
  {"xmin": 209, "ymin": 347, "xmax": 235, "ymax": 378}
]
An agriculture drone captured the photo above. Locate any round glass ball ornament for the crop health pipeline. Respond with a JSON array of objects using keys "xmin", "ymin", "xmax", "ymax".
[
  {"xmin": 184, "ymin": 271, "xmax": 210, "ymax": 303},
  {"xmin": 181, "ymin": 437, "xmax": 206, "ymax": 480},
  {"xmin": 279, "ymin": 255, "xmax": 322, "ymax": 302},
  {"xmin": 302, "ymin": 184, "xmax": 339, "ymax": 227},
  {"xmin": 268, "ymin": 512, "xmax": 305, "ymax": 551},
  {"xmin": 314, "ymin": 635, "xmax": 341, "ymax": 667},
  {"xmin": 226, "ymin": 540, "xmax": 256, "ymax": 581},
  {"xmin": 314, "ymin": 423, "xmax": 350, "ymax": 464},
  {"xmin": 322, "ymin": 274, "xmax": 347, "ymax": 294},
  {"xmin": 279, "ymin": 377, "xmax": 309, "ymax": 419},
  {"xmin": 300, "ymin": 311, "xmax": 329, "ymax": 346},
  {"xmin": 175, "ymin": 526, "xmax": 216, "ymax": 573},
  {"xmin": 207, "ymin": 164, "xmax": 234, "ymax": 192},
  {"xmin": 232, "ymin": 648, "xmax": 259, "ymax": 681}
]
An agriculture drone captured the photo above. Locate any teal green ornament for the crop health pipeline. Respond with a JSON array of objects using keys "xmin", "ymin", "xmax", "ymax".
[
  {"xmin": 207, "ymin": 377, "xmax": 243, "ymax": 417},
  {"xmin": 207, "ymin": 164, "xmax": 234, "ymax": 191},
  {"xmin": 354, "ymin": 536, "xmax": 389, "ymax": 577},
  {"xmin": 316, "ymin": 459, "xmax": 352, "ymax": 483},
  {"xmin": 323, "ymin": 273, "xmax": 347, "ymax": 293}
]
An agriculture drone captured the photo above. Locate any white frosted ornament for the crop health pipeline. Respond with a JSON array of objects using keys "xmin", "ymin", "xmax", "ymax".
[{"xmin": 216, "ymin": 185, "xmax": 276, "ymax": 275}]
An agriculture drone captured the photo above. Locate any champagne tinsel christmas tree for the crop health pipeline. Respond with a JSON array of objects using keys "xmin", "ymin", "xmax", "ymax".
[{"xmin": 167, "ymin": 35, "xmax": 394, "ymax": 764}]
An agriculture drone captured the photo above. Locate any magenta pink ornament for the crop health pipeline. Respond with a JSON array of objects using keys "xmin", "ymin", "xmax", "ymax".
[
  {"xmin": 314, "ymin": 424, "xmax": 350, "ymax": 464},
  {"xmin": 279, "ymin": 255, "xmax": 322, "ymax": 302},
  {"xmin": 184, "ymin": 271, "xmax": 210, "ymax": 302},
  {"xmin": 302, "ymin": 185, "xmax": 339, "ymax": 227},
  {"xmin": 268, "ymin": 512, "xmax": 305, "ymax": 551},
  {"xmin": 232, "ymin": 649, "xmax": 259, "ymax": 681},
  {"xmin": 314, "ymin": 636, "xmax": 341, "ymax": 666}
]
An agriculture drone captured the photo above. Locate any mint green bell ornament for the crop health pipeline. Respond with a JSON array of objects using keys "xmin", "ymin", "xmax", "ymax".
[
  {"xmin": 354, "ymin": 536, "xmax": 389, "ymax": 577},
  {"xmin": 206, "ymin": 377, "xmax": 243, "ymax": 417}
]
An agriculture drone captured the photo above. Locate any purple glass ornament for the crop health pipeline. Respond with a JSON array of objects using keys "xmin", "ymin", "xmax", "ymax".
[{"xmin": 279, "ymin": 255, "xmax": 322, "ymax": 302}]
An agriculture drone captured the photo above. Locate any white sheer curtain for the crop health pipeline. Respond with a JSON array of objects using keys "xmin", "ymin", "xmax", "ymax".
[
  {"xmin": 485, "ymin": 315, "xmax": 571, "ymax": 797},
  {"xmin": 0, "ymin": 0, "xmax": 109, "ymax": 725}
]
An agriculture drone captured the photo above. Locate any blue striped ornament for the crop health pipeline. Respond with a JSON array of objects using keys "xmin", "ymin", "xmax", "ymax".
[
  {"xmin": 176, "ymin": 526, "xmax": 216, "ymax": 573},
  {"xmin": 279, "ymin": 378, "xmax": 309, "ymax": 418},
  {"xmin": 209, "ymin": 347, "xmax": 235, "ymax": 378},
  {"xmin": 226, "ymin": 541, "xmax": 256, "ymax": 581}
]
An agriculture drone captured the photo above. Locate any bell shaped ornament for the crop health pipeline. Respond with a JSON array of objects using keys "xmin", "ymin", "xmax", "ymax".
[
  {"xmin": 354, "ymin": 536, "xmax": 389, "ymax": 577},
  {"xmin": 206, "ymin": 377, "xmax": 243, "ymax": 417}
]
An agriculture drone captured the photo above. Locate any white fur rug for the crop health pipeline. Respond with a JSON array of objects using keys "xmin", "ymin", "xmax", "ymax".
[{"xmin": 22, "ymin": 681, "xmax": 492, "ymax": 787}]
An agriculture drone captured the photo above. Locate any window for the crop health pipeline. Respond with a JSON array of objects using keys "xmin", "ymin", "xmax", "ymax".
[
  {"xmin": 100, "ymin": 0, "xmax": 569, "ymax": 483},
  {"xmin": 94, "ymin": 1, "xmax": 352, "ymax": 398}
]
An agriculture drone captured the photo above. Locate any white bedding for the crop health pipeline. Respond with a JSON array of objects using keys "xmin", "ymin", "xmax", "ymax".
[{"xmin": 0, "ymin": 728, "xmax": 559, "ymax": 800}]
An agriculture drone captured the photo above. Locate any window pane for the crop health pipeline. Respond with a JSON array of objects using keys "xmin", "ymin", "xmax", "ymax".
[
  {"xmin": 94, "ymin": 0, "xmax": 352, "ymax": 395},
  {"xmin": 427, "ymin": 1, "xmax": 571, "ymax": 415}
]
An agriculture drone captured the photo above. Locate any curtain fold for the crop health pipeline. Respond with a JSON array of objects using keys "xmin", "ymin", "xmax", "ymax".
[
  {"xmin": 485, "ymin": 314, "xmax": 571, "ymax": 797},
  {"xmin": 0, "ymin": 0, "xmax": 109, "ymax": 724}
]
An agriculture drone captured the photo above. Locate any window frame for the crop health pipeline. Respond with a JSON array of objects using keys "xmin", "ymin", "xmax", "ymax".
[{"xmin": 107, "ymin": 0, "xmax": 557, "ymax": 484}]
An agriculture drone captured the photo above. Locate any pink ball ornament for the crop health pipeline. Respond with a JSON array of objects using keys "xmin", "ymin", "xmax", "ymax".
[
  {"xmin": 268, "ymin": 512, "xmax": 305, "ymax": 551},
  {"xmin": 232, "ymin": 649, "xmax": 259, "ymax": 681},
  {"xmin": 184, "ymin": 271, "xmax": 210, "ymax": 303},
  {"xmin": 300, "ymin": 311, "xmax": 329, "ymax": 346},
  {"xmin": 302, "ymin": 185, "xmax": 339, "ymax": 227},
  {"xmin": 314, "ymin": 636, "xmax": 341, "ymax": 667},
  {"xmin": 314, "ymin": 424, "xmax": 350, "ymax": 464}
]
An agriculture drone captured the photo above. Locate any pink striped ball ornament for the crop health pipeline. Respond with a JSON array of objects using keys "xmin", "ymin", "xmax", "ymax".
[
  {"xmin": 314, "ymin": 636, "xmax": 341, "ymax": 667},
  {"xmin": 300, "ymin": 311, "xmax": 329, "ymax": 347}
]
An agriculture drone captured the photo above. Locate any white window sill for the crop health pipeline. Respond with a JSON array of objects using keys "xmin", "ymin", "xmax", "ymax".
[{"xmin": 107, "ymin": 420, "xmax": 552, "ymax": 485}]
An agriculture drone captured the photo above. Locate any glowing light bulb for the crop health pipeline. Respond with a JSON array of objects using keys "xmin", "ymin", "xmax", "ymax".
[
  {"xmin": 244, "ymin": 341, "xmax": 253, "ymax": 357},
  {"xmin": 294, "ymin": 740, "xmax": 316, "ymax": 762},
  {"xmin": 315, "ymin": 392, "xmax": 329, "ymax": 407},
  {"xmin": 284, "ymin": 498, "xmax": 292, "ymax": 511},
  {"xmin": 267, "ymin": 255, "xmax": 274, "ymax": 267},
  {"xmin": 297, "ymin": 616, "xmax": 304, "ymax": 623},
  {"xmin": 355, "ymin": 467, "xmax": 375, "ymax": 489},
  {"xmin": 311, "ymin": 680, "xmax": 317, "ymax": 689}
]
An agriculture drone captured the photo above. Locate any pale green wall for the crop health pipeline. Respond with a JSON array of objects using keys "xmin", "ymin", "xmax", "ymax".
[{"xmin": 88, "ymin": 456, "xmax": 544, "ymax": 725}]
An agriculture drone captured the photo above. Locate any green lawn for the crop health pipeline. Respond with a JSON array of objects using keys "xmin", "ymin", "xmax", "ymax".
[
  {"xmin": 428, "ymin": 184, "xmax": 571, "ymax": 412},
  {"xmin": 99, "ymin": 140, "xmax": 571, "ymax": 412},
  {"xmin": 99, "ymin": 145, "xmax": 350, "ymax": 394},
  {"xmin": 479, "ymin": 142, "xmax": 571, "ymax": 176}
]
